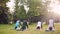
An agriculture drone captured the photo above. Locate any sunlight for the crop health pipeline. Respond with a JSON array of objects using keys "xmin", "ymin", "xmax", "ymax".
[
  {"xmin": 48, "ymin": 0, "xmax": 60, "ymax": 15},
  {"xmin": 42, "ymin": 0, "xmax": 60, "ymax": 15},
  {"xmin": 6, "ymin": 0, "xmax": 60, "ymax": 14},
  {"xmin": 6, "ymin": 0, "xmax": 15, "ymax": 13}
]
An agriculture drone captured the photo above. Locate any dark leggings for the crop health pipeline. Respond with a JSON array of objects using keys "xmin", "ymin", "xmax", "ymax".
[
  {"xmin": 20, "ymin": 26, "xmax": 26, "ymax": 31},
  {"xmin": 15, "ymin": 26, "xmax": 17, "ymax": 29},
  {"xmin": 49, "ymin": 27, "xmax": 52, "ymax": 31}
]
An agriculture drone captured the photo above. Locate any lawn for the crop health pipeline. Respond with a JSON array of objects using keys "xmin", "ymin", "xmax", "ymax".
[{"xmin": 0, "ymin": 23, "xmax": 60, "ymax": 34}]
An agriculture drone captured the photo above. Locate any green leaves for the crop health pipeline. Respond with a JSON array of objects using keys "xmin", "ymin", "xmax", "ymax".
[{"xmin": 14, "ymin": 0, "xmax": 49, "ymax": 20}]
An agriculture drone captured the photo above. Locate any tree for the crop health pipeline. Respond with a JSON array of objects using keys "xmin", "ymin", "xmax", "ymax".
[
  {"xmin": 14, "ymin": 0, "xmax": 26, "ymax": 22},
  {"xmin": 14, "ymin": 0, "xmax": 51, "ymax": 23},
  {"xmin": 0, "ymin": 0, "xmax": 9, "ymax": 24}
]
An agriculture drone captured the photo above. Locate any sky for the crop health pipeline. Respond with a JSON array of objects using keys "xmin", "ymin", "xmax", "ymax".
[
  {"xmin": 6, "ymin": 0, "xmax": 29, "ymax": 14},
  {"xmin": 42, "ymin": 0, "xmax": 60, "ymax": 15},
  {"xmin": 6, "ymin": 0, "xmax": 60, "ymax": 15},
  {"xmin": 49, "ymin": 0, "xmax": 60, "ymax": 15},
  {"xmin": 6, "ymin": 0, "xmax": 15, "ymax": 13}
]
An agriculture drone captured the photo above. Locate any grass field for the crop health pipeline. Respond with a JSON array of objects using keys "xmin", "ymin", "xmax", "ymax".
[{"xmin": 0, "ymin": 23, "xmax": 60, "ymax": 34}]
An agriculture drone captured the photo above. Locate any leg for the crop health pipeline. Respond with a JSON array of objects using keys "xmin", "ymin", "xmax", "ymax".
[
  {"xmin": 15, "ymin": 26, "xmax": 17, "ymax": 29},
  {"xmin": 36, "ymin": 26, "xmax": 40, "ymax": 30},
  {"xmin": 49, "ymin": 27, "xmax": 52, "ymax": 31},
  {"xmin": 20, "ymin": 26, "xmax": 26, "ymax": 31}
]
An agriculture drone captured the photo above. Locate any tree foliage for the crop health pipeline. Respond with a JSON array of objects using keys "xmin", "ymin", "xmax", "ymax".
[
  {"xmin": 0, "ymin": 0, "xmax": 9, "ymax": 24},
  {"xmin": 14, "ymin": 0, "xmax": 50, "ymax": 22}
]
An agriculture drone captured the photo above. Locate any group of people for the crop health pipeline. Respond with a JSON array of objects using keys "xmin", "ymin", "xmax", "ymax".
[
  {"xmin": 36, "ymin": 18, "xmax": 55, "ymax": 31},
  {"xmin": 14, "ymin": 18, "xmax": 55, "ymax": 31},
  {"xmin": 14, "ymin": 19, "xmax": 28, "ymax": 31}
]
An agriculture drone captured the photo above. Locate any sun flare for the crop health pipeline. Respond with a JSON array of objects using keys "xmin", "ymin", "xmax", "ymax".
[
  {"xmin": 6, "ymin": 0, "xmax": 15, "ymax": 13},
  {"xmin": 48, "ymin": 0, "xmax": 60, "ymax": 15}
]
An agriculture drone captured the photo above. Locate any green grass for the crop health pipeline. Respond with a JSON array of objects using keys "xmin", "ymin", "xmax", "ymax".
[{"xmin": 0, "ymin": 23, "xmax": 60, "ymax": 34}]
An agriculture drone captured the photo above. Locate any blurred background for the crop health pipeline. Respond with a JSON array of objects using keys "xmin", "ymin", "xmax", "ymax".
[{"xmin": 0, "ymin": 0, "xmax": 60, "ymax": 24}]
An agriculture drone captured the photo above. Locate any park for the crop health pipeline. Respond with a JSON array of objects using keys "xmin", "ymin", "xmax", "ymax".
[
  {"xmin": 0, "ymin": 23, "xmax": 60, "ymax": 34},
  {"xmin": 0, "ymin": 0, "xmax": 60, "ymax": 34}
]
